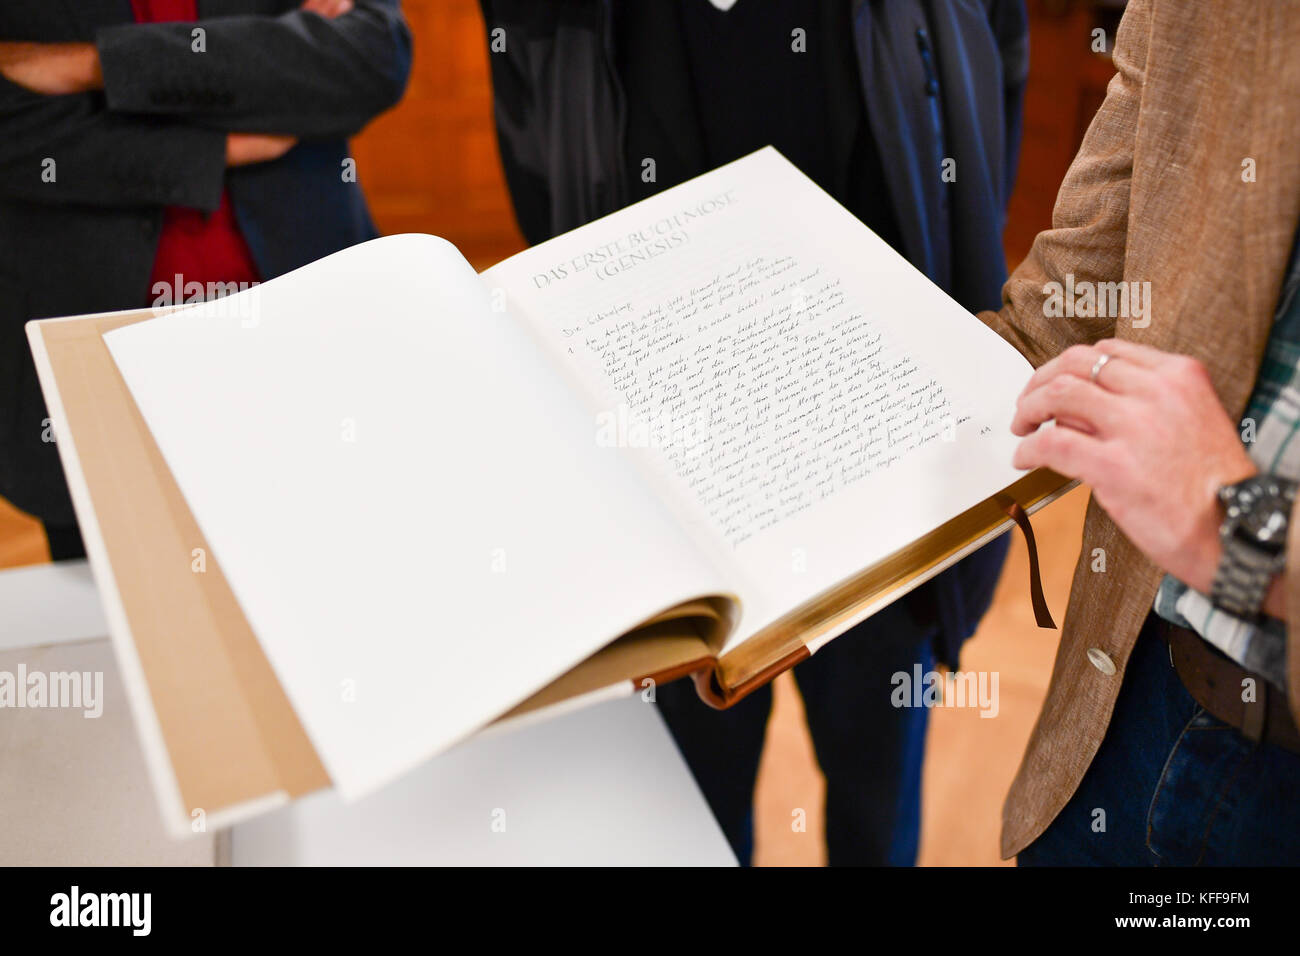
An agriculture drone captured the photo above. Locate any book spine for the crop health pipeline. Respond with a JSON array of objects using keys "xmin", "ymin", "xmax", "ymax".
[{"xmin": 635, "ymin": 646, "xmax": 812, "ymax": 711}]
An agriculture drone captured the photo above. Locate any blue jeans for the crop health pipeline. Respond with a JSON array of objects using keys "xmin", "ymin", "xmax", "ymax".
[
  {"xmin": 656, "ymin": 599, "xmax": 934, "ymax": 866},
  {"xmin": 1020, "ymin": 614, "xmax": 1300, "ymax": 866}
]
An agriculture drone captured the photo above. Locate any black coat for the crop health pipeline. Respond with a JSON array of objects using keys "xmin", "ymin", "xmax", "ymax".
[
  {"xmin": 0, "ymin": 0, "xmax": 411, "ymax": 530},
  {"xmin": 481, "ymin": 0, "xmax": 1029, "ymax": 665}
]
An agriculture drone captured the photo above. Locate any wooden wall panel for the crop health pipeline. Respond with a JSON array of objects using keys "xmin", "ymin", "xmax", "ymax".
[
  {"xmin": 1004, "ymin": 0, "xmax": 1124, "ymax": 264},
  {"xmin": 350, "ymin": 0, "xmax": 526, "ymax": 270}
]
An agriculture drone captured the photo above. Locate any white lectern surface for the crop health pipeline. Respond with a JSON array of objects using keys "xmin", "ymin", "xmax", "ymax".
[
  {"xmin": 0, "ymin": 563, "xmax": 736, "ymax": 866},
  {"xmin": 232, "ymin": 695, "xmax": 737, "ymax": 866}
]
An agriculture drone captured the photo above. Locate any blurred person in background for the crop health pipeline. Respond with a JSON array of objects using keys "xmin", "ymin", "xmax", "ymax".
[
  {"xmin": 480, "ymin": 0, "xmax": 1028, "ymax": 865},
  {"xmin": 0, "ymin": 0, "xmax": 411, "ymax": 559}
]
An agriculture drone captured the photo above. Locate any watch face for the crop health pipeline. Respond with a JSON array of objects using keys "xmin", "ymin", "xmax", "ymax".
[{"xmin": 1227, "ymin": 476, "xmax": 1294, "ymax": 556}]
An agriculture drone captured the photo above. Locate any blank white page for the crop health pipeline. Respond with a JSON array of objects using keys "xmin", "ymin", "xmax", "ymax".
[{"xmin": 104, "ymin": 234, "xmax": 726, "ymax": 800}]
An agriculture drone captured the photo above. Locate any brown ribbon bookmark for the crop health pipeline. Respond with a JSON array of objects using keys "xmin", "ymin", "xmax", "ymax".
[
  {"xmin": 660, "ymin": 496, "xmax": 1057, "ymax": 713},
  {"xmin": 995, "ymin": 494, "xmax": 1057, "ymax": 630}
]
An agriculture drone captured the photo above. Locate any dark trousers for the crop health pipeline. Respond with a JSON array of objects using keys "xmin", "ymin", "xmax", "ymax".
[
  {"xmin": 44, "ymin": 523, "xmax": 85, "ymax": 561},
  {"xmin": 657, "ymin": 600, "xmax": 936, "ymax": 866},
  {"xmin": 1020, "ymin": 614, "xmax": 1300, "ymax": 866}
]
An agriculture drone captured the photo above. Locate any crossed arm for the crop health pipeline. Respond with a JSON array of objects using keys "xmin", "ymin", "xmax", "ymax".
[
  {"xmin": 0, "ymin": 0, "xmax": 409, "ymax": 208},
  {"xmin": 0, "ymin": 36, "xmax": 294, "ymax": 166}
]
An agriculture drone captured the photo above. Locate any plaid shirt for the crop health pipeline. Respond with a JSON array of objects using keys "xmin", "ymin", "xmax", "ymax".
[{"xmin": 1153, "ymin": 231, "xmax": 1300, "ymax": 690}]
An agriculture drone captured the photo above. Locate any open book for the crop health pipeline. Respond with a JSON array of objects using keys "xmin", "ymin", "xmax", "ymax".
[{"xmin": 28, "ymin": 148, "xmax": 1069, "ymax": 835}]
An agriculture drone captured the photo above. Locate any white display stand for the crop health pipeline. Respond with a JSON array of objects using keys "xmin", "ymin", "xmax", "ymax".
[
  {"xmin": 0, "ymin": 562, "xmax": 736, "ymax": 867},
  {"xmin": 0, "ymin": 559, "xmax": 107, "ymax": 651},
  {"xmin": 232, "ymin": 694, "xmax": 736, "ymax": 866}
]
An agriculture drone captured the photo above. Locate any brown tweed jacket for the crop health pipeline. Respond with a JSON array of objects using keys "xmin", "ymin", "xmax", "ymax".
[{"xmin": 980, "ymin": 0, "xmax": 1300, "ymax": 859}]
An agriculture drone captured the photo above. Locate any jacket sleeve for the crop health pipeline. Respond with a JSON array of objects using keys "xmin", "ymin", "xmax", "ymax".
[
  {"xmin": 989, "ymin": 0, "xmax": 1029, "ymax": 210},
  {"xmin": 478, "ymin": 0, "xmax": 558, "ymax": 245},
  {"xmin": 95, "ymin": 0, "xmax": 411, "ymax": 140},
  {"xmin": 0, "ymin": 78, "xmax": 226, "ymax": 210},
  {"xmin": 978, "ymin": 0, "xmax": 1151, "ymax": 368}
]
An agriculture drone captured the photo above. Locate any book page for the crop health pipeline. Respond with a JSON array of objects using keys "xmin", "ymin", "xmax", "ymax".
[
  {"xmin": 102, "ymin": 234, "xmax": 730, "ymax": 800},
  {"xmin": 481, "ymin": 148, "xmax": 1033, "ymax": 654}
]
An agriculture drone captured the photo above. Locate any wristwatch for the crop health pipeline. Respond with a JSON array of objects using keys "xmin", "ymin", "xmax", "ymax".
[{"xmin": 1211, "ymin": 473, "xmax": 1297, "ymax": 618}]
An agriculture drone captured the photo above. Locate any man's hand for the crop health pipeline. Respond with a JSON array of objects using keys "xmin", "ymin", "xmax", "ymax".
[
  {"xmin": 300, "ymin": 0, "xmax": 355, "ymax": 17},
  {"xmin": 0, "ymin": 42, "xmax": 102, "ymax": 95},
  {"xmin": 226, "ymin": 133, "xmax": 298, "ymax": 167},
  {"xmin": 1010, "ymin": 339, "xmax": 1258, "ymax": 595},
  {"xmin": 0, "ymin": 0, "xmax": 351, "ymax": 97}
]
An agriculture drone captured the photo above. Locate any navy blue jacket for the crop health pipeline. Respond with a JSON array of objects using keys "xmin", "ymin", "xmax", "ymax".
[
  {"xmin": 482, "ymin": 0, "xmax": 1029, "ymax": 664},
  {"xmin": 0, "ymin": 0, "xmax": 411, "ymax": 530}
]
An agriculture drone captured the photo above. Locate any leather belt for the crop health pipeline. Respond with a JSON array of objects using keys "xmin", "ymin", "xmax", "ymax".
[{"xmin": 1156, "ymin": 617, "xmax": 1300, "ymax": 755}]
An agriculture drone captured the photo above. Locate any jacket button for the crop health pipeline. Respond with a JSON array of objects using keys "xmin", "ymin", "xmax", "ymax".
[{"xmin": 1087, "ymin": 648, "xmax": 1116, "ymax": 676}]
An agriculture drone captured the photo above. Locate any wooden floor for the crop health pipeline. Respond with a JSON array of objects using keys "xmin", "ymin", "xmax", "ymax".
[
  {"xmin": 2, "ymin": 485, "xmax": 1089, "ymax": 865},
  {"xmin": 0, "ymin": 497, "xmax": 47, "ymax": 568},
  {"xmin": 752, "ymin": 484, "xmax": 1090, "ymax": 866}
]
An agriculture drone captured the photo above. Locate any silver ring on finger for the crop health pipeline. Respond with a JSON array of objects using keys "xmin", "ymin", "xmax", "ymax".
[{"xmin": 1089, "ymin": 353, "xmax": 1113, "ymax": 386}]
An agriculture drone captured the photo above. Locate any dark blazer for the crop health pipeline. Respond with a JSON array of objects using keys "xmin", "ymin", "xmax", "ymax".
[
  {"xmin": 0, "ymin": 0, "xmax": 411, "ymax": 530},
  {"xmin": 481, "ymin": 0, "xmax": 1029, "ymax": 664}
]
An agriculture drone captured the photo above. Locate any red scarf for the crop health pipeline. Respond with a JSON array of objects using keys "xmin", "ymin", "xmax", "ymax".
[{"xmin": 132, "ymin": 0, "xmax": 261, "ymax": 304}]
